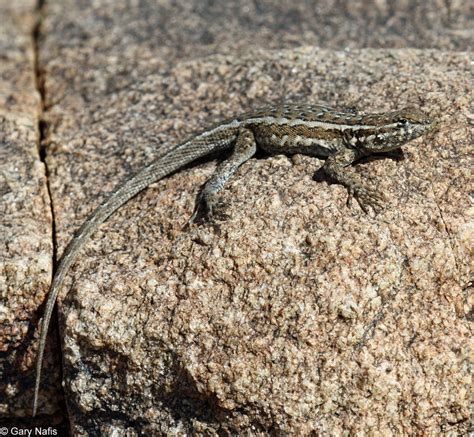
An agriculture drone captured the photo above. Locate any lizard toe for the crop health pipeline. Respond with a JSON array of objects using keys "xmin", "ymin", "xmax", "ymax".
[{"xmin": 354, "ymin": 188, "xmax": 386, "ymax": 214}]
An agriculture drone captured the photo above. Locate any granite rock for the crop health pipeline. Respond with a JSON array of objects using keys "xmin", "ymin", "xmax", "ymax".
[
  {"xmin": 2, "ymin": 0, "xmax": 471, "ymax": 432},
  {"xmin": 42, "ymin": 0, "xmax": 473, "ymax": 66},
  {"xmin": 40, "ymin": 44, "xmax": 472, "ymax": 434}
]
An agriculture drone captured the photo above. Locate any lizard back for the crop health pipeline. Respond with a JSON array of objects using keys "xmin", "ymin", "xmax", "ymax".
[{"xmin": 239, "ymin": 104, "xmax": 363, "ymax": 156}]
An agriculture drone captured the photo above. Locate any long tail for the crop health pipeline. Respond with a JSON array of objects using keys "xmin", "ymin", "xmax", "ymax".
[{"xmin": 32, "ymin": 137, "xmax": 229, "ymax": 416}]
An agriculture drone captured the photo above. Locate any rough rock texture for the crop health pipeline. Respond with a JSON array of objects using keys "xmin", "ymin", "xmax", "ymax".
[
  {"xmin": 40, "ymin": 38, "xmax": 472, "ymax": 433},
  {"xmin": 3, "ymin": 0, "xmax": 471, "ymax": 432},
  {"xmin": 42, "ymin": 0, "xmax": 473, "ymax": 65},
  {"xmin": 0, "ymin": 0, "xmax": 62, "ymax": 422}
]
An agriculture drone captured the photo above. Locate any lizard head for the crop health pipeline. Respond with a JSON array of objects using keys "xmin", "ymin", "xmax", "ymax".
[
  {"xmin": 393, "ymin": 106, "xmax": 435, "ymax": 140},
  {"xmin": 359, "ymin": 107, "xmax": 435, "ymax": 153}
]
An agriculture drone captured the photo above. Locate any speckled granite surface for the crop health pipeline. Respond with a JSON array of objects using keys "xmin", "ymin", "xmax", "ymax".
[
  {"xmin": 2, "ymin": 0, "xmax": 473, "ymax": 433},
  {"xmin": 41, "ymin": 41, "xmax": 472, "ymax": 434},
  {"xmin": 42, "ymin": 0, "xmax": 473, "ymax": 63}
]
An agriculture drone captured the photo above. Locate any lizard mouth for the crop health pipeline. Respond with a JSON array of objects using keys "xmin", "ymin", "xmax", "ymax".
[
  {"xmin": 419, "ymin": 120, "xmax": 436, "ymax": 137},
  {"xmin": 415, "ymin": 118, "xmax": 436, "ymax": 135},
  {"xmin": 428, "ymin": 119, "xmax": 437, "ymax": 131}
]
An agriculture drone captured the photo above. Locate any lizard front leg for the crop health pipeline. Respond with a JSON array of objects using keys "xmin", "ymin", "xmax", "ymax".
[
  {"xmin": 189, "ymin": 127, "xmax": 257, "ymax": 223},
  {"xmin": 322, "ymin": 147, "xmax": 386, "ymax": 213}
]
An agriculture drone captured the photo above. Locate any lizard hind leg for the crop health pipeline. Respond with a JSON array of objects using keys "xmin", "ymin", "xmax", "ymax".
[{"xmin": 188, "ymin": 127, "xmax": 257, "ymax": 224}]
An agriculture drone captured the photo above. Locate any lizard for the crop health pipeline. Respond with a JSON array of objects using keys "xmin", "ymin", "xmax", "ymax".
[{"xmin": 32, "ymin": 103, "xmax": 434, "ymax": 416}]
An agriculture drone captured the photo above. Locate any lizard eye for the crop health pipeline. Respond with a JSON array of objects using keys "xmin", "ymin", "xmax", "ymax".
[{"xmin": 398, "ymin": 118, "xmax": 409, "ymax": 125}]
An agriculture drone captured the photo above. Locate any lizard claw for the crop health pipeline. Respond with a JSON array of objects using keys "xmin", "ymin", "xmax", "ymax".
[
  {"xmin": 187, "ymin": 192, "xmax": 225, "ymax": 225},
  {"xmin": 346, "ymin": 186, "xmax": 355, "ymax": 208},
  {"xmin": 187, "ymin": 193, "xmax": 211, "ymax": 225},
  {"xmin": 212, "ymin": 202, "xmax": 231, "ymax": 221},
  {"xmin": 347, "ymin": 186, "xmax": 386, "ymax": 214}
]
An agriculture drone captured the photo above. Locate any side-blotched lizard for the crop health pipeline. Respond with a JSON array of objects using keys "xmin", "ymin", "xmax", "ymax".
[{"xmin": 32, "ymin": 103, "xmax": 434, "ymax": 415}]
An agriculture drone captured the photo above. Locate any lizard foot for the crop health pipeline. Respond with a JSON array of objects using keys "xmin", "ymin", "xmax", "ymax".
[
  {"xmin": 187, "ymin": 192, "xmax": 228, "ymax": 225},
  {"xmin": 346, "ymin": 185, "xmax": 386, "ymax": 214}
]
